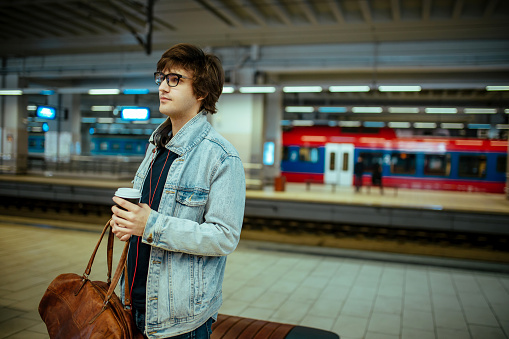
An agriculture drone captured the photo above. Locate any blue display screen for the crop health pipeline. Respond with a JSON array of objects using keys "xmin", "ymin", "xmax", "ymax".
[
  {"xmin": 36, "ymin": 106, "xmax": 56, "ymax": 119},
  {"xmin": 120, "ymin": 107, "xmax": 150, "ymax": 120}
]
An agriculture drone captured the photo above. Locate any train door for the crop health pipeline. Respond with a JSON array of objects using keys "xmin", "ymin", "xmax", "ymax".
[{"xmin": 324, "ymin": 143, "xmax": 354, "ymax": 186}]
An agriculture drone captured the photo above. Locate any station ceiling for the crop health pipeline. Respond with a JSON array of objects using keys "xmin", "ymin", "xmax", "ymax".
[
  {"xmin": 1, "ymin": 0, "xmax": 508, "ymax": 56},
  {"xmin": 1, "ymin": 0, "xmax": 509, "ymax": 126}
]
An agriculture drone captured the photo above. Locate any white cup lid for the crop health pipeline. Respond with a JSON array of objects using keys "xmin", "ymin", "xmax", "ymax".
[{"xmin": 115, "ymin": 188, "xmax": 141, "ymax": 199}]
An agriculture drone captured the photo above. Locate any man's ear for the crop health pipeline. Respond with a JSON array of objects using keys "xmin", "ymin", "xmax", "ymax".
[{"xmin": 197, "ymin": 93, "xmax": 208, "ymax": 101}]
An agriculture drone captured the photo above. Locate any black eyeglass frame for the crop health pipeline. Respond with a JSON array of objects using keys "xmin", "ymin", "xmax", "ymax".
[{"xmin": 154, "ymin": 72, "xmax": 190, "ymax": 87}]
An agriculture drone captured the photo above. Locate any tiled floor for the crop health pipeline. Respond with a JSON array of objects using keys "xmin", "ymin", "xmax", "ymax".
[{"xmin": 1, "ymin": 217, "xmax": 508, "ymax": 339}]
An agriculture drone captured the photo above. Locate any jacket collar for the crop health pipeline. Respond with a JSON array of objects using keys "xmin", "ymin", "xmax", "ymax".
[{"xmin": 149, "ymin": 111, "xmax": 211, "ymax": 156}]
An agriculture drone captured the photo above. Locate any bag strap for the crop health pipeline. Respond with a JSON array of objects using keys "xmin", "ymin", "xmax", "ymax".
[
  {"xmin": 106, "ymin": 223, "xmax": 114, "ymax": 284},
  {"xmin": 86, "ymin": 221, "xmax": 134, "ymax": 323},
  {"xmin": 83, "ymin": 219, "xmax": 111, "ymax": 279}
]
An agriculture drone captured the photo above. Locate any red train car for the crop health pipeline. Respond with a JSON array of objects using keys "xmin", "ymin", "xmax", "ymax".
[{"xmin": 281, "ymin": 126, "xmax": 508, "ymax": 193}]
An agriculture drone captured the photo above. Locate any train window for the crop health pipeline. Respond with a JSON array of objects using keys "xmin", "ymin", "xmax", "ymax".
[
  {"xmin": 390, "ymin": 153, "xmax": 416, "ymax": 174},
  {"xmin": 112, "ymin": 143, "xmax": 120, "ymax": 150},
  {"xmin": 29, "ymin": 139, "xmax": 38, "ymax": 147},
  {"xmin": 282, "ymin": 147, "xmax": 289, "ymax": 161},
  {"xmin": 496, "ymin": 155, "xmax": 507, "ymax": 173},
  {"xmin": 342, "ymin": 153, "xmax": 349, "ymax": 171},
  {"xmin": 100, "ymin": 142, "xmax": 108, "ymax": 151},
  {"xmin": 299, "ymin": 147, "xmax": 319, "ymax": 163},
  {"xmin": 125, "ymin": 143, "xmax": 133, "ymax": 151},
  {"xmin": 358, "ymin": 152, "xmax": 383, "ymax": 172},
  {"xmin": 329, "ymin": 152, "xmax": 336, "ymax": 171},
  {"xmin": 290, "ymin": 149, "xmax": 299, "ymax": 162},
  {"xmin": 458, "ymin": 155, "xmax": 486, "ymax": 178},
  {"xmin": 424, "ymin": 154, "xmax": 450, "ymax": 176}
]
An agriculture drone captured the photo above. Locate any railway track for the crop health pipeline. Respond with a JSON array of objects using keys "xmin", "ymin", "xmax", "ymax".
[{"xmin": 1, "ymin": 196, "xmax": 508, "ymax": 263}]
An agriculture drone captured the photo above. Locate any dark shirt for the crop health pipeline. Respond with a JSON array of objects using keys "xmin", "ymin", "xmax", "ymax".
[
  {"xmin": 127, "ymin": 146, "xmax": 178, "ymax": 309},
  {"xmin": 354, "ymin": 162, "xmax": 364, "ymax": 177}
]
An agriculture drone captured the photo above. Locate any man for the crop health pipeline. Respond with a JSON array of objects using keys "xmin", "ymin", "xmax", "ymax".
[
  {"xmin": 110, "ymin": 43, "xmax": 246, "ymax": 338},
  {"xmin": 354, "ymin": 156, "xmax": 364, "ymax": 192}
]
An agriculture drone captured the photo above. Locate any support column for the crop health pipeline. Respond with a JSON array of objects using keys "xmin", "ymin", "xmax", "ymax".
[
  {"xmin": 45, "ymin": 94, "xmax": 81, "ymax": 162},
  {"xmin": 263, "ymin": 90, "xmax": 283, "ymax": 185},
  {"xmin": 0, "ymin": 74, "xmax": 28, "ymax": 173}
]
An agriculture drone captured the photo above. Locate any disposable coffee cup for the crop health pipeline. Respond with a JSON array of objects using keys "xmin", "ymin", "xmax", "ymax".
[{"xmin": 114, "ymin": 188, "xmax": 141, "ymax": 210}]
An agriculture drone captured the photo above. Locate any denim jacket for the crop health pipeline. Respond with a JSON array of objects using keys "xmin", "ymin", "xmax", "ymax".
[{"xmin": 121, "ymin": 112, "xmax": 245, "ymax": 338}]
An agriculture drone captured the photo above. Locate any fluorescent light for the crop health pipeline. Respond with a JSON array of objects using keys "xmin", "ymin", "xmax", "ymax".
[
  {"xmin": 0, "ymin": 90, "xmax": 23, "ymax": 95},
  {"xmin": 425, "ymin": 108, "xmax": 457, "ymax": 114},
  {"xmin": 486, "ymin": 86, "xmax": 509, "ymax": 91},
  {"xmin": 441, "ymin": 123, "xmax": 464, "ymax": 129},
  {"xmin": 97, "ymin": 117, "xmax": 114, "ymax": 123},
  {"xmin": 352, "ymin": 107, "xmax": 382, "ymax": 113},
  {"xmin": 468, "ymin": 124, "xmax": 490, "ymax": 129},
  {"xmin": 329, "ymin": 86, "xmax": 370, "ymax": 92},
  {"xmin": 464, "ymin": 108, "xmax": 497, "ymax": 114},
  {"xmin": 378, "ymin": 85, "xmax": 421, "ymax": 92},
  {"xmin": 414, "ymin": 122, "xmax": 436, "ymax": 128},
  {"xmin": 281, "ymin": 120, "xmax": 292, "ymax": 126},
  {"xmin": 81, "ymin": 117, "xmax": 97, "ymax": 123},
  {"xmin": 283, "ymin": 86, "xmax": 322, "ymax": 93},
  {"xmin": 123, "ymin": 88, "xmax": 150, "ymax": 95},
  {"xmin": 88, "ymin": 89, "xmax": 120, "ymax": 95},
  {"xmin": 91, "ymin": 106, "xmax": 114, "ymax": 111},
  {"xmin": 285, "ymin": 106, "xmax": 314, "ymax": 113},
  {"xmin": 339, "ymin": 121, "xmax": 361, "ymax": 127},
  {"xmin": 27, "ymin": 105, "xmax": 37, "ymax": 111},
  {"xmin": 239, "ymin": 86, "xmax": 276, "ymax": 93},
  {"xmin": 364, "ymin": 121, "xmax": 385, "ymax": 128},
  {"xmin": 292, "ymin": 120, "xmax": 314, "ymax": 126},
  {"xmin": 388, "ymin": 122, "xmax": 411, "ymax": 128},
  {"xmin": 389, "ymin": 107, "xmax": 420, "ymax": 113},
  {"xmin": 318, "ymin": 107, "xmax": 347, "ymax": 113},
  {"xmin": 496, "ymin": 124, "xmax": 509, "ymax": 129},
  {"xmin": 222, "ymin": 86, "xmax": 235, "ymax": 93},
  {"xmin": 506, "ymin": 109, "xmax": 509, "ymax": 114}
]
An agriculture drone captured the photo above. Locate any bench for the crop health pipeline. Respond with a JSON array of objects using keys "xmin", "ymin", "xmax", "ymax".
[{"xmin": 211, "ymin": 314, "xmax": 339, "ymax": 339}]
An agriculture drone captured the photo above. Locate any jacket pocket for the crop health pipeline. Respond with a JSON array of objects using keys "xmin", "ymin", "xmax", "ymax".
[{"xmin": 174, "ymin": 188, "xmax": 209, "ymax": 221}]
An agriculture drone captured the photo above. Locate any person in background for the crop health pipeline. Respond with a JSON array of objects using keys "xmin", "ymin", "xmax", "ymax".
[
  {"xmin": 371, "ymin": 162, "xmax": 383, "ymax": 194},
  {"xmin": 354, "ymin": 156, "xmax": 364, "ymax": 192},
  {"xmin": 110, "ymin": 43, "xmax": 246, "ymax": 339}
]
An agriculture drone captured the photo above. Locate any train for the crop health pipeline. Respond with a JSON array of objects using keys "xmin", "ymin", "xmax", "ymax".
[
  {"xmin": 281, "ymin": 126, "xmax": 508, "ymax": 194},
  {"xmin": 28, "ymin": 134, "xmax": 149, "ymax": 156},
  {"xmin": 28, "ymin": 126, "xmax": 508, "ymax": 193}
]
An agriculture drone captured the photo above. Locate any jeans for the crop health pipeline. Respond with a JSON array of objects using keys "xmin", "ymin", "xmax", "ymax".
[{"xmin": 134, "ymin": 308, "xmax": 213, "ymax": 339}]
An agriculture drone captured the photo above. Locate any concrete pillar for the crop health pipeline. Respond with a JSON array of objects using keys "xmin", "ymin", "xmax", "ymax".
[
  {"xmin": 263, "ymin": 90, "xmax": 283, "ymax": 184},
  {"xmin": 44, "ymin": 94, "xmax": 81, "ymax": 162},
  {"xmin": 213, "ymin": 93, "xmax": 264, "ymax": 188},
  {"xmin": 0, "ymin": 74, "xmax": 28, "ymax": 173}
]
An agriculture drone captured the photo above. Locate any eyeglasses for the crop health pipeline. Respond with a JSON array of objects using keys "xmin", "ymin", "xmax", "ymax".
[{"xmin": 154, "ymin": 72, "xmax": 190, "ymax": 87}]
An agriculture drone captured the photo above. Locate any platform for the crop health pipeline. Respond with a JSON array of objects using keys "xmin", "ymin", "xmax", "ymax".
[
  {"xmin": 1, "ymin": 217, "xmax": 508, "ymax": 339},
  {"xmin": 1, "ymin": 174, "xmax": 508, "ymax": 236}
]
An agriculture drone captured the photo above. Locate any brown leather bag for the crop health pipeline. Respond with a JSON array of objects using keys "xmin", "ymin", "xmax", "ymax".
[{"xmin": 39, "ymin": 220, "xmax": 144, "ymax": 339}]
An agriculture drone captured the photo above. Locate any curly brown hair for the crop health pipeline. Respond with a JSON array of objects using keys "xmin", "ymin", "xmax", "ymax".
[{"xmin": 156, "ymin": 43, "xmax": 224, "ymax": 115}]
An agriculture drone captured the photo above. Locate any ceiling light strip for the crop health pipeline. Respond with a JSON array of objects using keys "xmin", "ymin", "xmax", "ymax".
[{"xmin": 329, "ymin": 86, "xmax": 370, "ymax": 92}]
